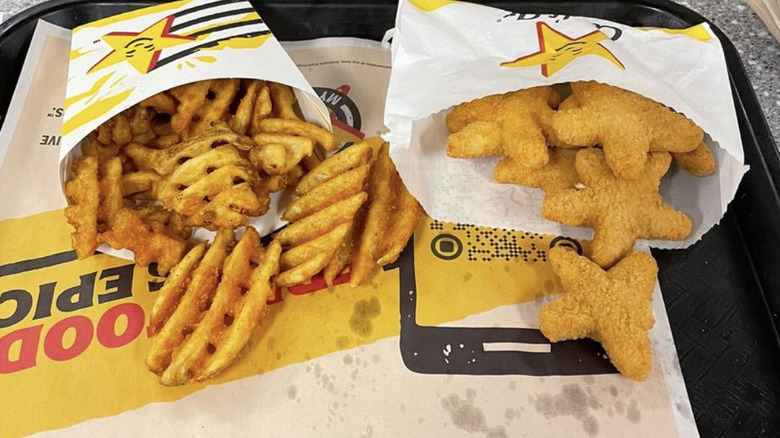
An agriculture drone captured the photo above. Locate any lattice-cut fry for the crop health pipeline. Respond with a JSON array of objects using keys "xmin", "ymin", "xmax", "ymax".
[
  {"xmin": 64, "ymin": 156, "xmax": 99, "ymax": 259},
  {"xmin": 147, "ymin": 229, "xmax": 234, "ymax": 375},
  {"xmin": 251, "ymin": 133, "xmax": 314, "ymax": 174},
  {"xmin": 122, "ymin": 170, "xmax": 161, "ymax": 198},
  {"xmin": 323, "ymin": 219, "xmax": 359, "ymax": 286},
  {"xmin": 97, "ymin": 157, "xmax": 124, "ymax": 235},
  {"xmin": 196, "ymin": 239, "xmax": 281, "ymax": 381},
  {"xmin": 170, "ymin": 80, "xmax": 212, "ymax": 133},
  {"xmin": 282, "ymin": 164, "xmax": 370, "ymax": 222},
  {"xmin": 150, "ymin": 133, "xmax": 181, "ymax": 149},
  {"xmin": 286, "ymin": 165, "xmax": 305, "ymax": 188},
  {"xmin": 157, "ymin": 145, "xmax": 268, "ymax": 228},
  {"xmin": 259, "ymin": 172, "xmax": 287, "ymax": 194},
  {"xmin": 229, "ymin": 80, "xmax": 262, "ymax": 135},
  {"xmin": 258, "ymin": 118, "xmax": 337, "ymax": 152},
  {"xmin": 296, "ymin": 140, "xmax": 373, "ymax": 196},
  {"xmin": 376, "ymin": 178, "xmax": 423, "ymax": 266},
  {"xmin": 140, "ymin": 91, "xmax": 177, "ymax": 114},
  {"xmin": 249, "ymin": 143, "xmax": 287, "ymax": 175},
  {"xmin": 350, "ymin": 143, "xmax": 397, "ymax": 287},
  {"xmin": 160, "ymin": 227, "xmax": 271, "ymax": 385},
  {"xmin": 134, "ymin": 204, "xmax": 193, "ymax": 241},
  {"xmin": 673, "ymin": 142, "xmax": 715, "ymax": 177},
  {"xmin": 129, "ymin": 106, "xmax": 153, "ymax": 135},
  {"xmin": 275, "ymin": 192, "xmax": 367, "ymax": 247},
  {"xmin": 300, "ymin": 153, "xmax": 321, "ymax": 172},
  {"xmin": 109, "ymin": 208, "xmax": 187, "ymax": 274},
  {"xmin": 185, "ymin": 79, "xmax": 240, "ymax": 138},
  {"xmin": 97, "ymin": 112, "xmax": 133, "ymax": 147},
  {"xmin": 81, "ymin": 132, "xmax": 120, "ymax": 165},
  {"xmin": 279, "ymin": 223, "xmax": 351, "ymax": 270},
  {"xmin": 249, "ymin": 81, "xmax": 272, "ymax": 136},
  {"xmin": 148, "ymin": 242, "xmax": 207, "ymax": 335},
  {"xmin": 125, "ymin": 122, "xmax": 255, "ymax": 175},
  {"xmin": 269, "ymin": 82, "xmax": 299, "ymax": 120}
]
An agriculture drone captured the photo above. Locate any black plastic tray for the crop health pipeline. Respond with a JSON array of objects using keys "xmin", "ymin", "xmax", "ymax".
[{"xmin": 0, "ymin": 0, "xmax": 778, "ymax": 436}]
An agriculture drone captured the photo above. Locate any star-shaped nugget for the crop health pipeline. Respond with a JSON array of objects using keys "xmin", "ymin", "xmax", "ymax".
[
  {"xmin": 552, "ymin": 81, "xmax": 703, "ymax": 179},
  {"xmin": 446, "ymin": 86, "xmax": 561, "ymax": 169},
  {"xmin": 542, "ymin": 148, "xmax": 691, "ymax": 268},
  {"xmin": 540, "ymin": 247, "xmax": 657, "ymax": 381},
  {"xmin": 494, "ymin": 147, "xmax": 578, "ymax": 192},
  {"xmin": 672, "ymin": 141, "xmax": 716, "ymax": 177}
]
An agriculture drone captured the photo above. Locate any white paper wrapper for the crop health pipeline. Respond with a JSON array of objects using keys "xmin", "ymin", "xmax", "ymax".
[
  {"xmin": 384, "ymin": 0, "xmax": 748, "ymax": 249},
  {"xmin": 58, "ymin": 0, "xmax": 333, "ymax": 258}
]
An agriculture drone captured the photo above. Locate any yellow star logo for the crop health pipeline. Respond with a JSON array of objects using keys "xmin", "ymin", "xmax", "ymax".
[
  {"xmin": 89, "ymin": 16, "xmax": 195, "ymax": 75},
  {"xmin": 501, "ymin": 22, "xmax": 625, "ymax": 77}
]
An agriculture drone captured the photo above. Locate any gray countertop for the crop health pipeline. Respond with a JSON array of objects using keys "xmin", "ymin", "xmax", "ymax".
[{"xmin": 1, "ymin": 0, "xmax": 778, "ymax": 147}]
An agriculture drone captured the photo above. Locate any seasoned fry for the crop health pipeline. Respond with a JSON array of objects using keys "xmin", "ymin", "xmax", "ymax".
[
  {"xmin": 376, "ymin": 180, "xmax": 422, "ymax": 266},
  {"xmin": 161, "ymin": 228, "xmax": 260, "ymax": 385},
  {"xmin": 350, "ymin": 144, "xmax": 397, "ymax": 286},
  {"xmin": 229, "ymin": 80, "xmax": 262, "ymax": 135},
  {"xmin": 147, "ymin": 229, "xmax": 233, "ymax": 375},
  {"xmin": 275, "ymin": 192, "xmax": 367, "ymax": 247},
  {"xmin": 251, "ymin": 133, "xmax": 314, "ymax": 174},
  {"xmin": 148, "ymin": 242, "xmax": 207, "ymax": 335},
  {"xmin": 140, "ymin": 91, "xmax": 177, "ymax": 114},
  {"xmin": 269, "ymin": 82, "xmax": 298, "ymax": 120},
  {"xmin": 122, "ymin": 170, "xmax": 160, "ymax": 197},
  {"xmin": 125, "ymin": 122, "xmax": 255, "ymax": 175},
  {"xmin": 282, "ymin": 164, "xmax": 370, "ymax": 222},
  {"xmin": 98, "ymin": 157, "xmax": 124, "ymax": 233},
  {"xmin": 197, "ymin": 239, "xmax": 281, "ymax": 381},
  {"xmin": 258, "ymin": 118, "xmax": 338, "ymax": 152},
  {"xmin": 296, "ymin": 140, "xmax": 373, "ymax": 196},
  {"xmin": 250, "ymin": 143, "xmax": 287, "ymax": 174},
  {"xmin": 157, "ymin": 145, "xmax": 268, "ymax": 228},
  {"xmin": 109, "ymin": 208, "xmax": 187, "ymax": 274},
  {"xmin": 249, "ymin": 81, "xmax": 272, "ymax": 136},
  {"xmin": 279, "ymin": 223, "xmax": 350, "ymax": 270},
  {"xmin": 186, "ymin": 79, "xmax": 240, "ymax": 138},
  {"xmin": 170, "ymin": 80, "xmax": 212, "ymax": 133},
  {"xmin": 64, "ymin": 156, "xmax": 99, "ymax": 259}
]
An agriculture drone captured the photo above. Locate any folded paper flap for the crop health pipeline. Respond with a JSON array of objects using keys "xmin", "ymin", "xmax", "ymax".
[
  {"xmin": 386, "ymin": 0, "xmax": 742, "ymax": 165},
  {"xmin": 61, "ymin": 0, "xmax": 330, "ymax": 162}
]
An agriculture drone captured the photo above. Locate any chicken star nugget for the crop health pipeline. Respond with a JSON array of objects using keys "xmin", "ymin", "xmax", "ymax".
[
  {"xmin": 539, "ymin": 247, "xmax": 656, "ymax": 381},
  {"xmin": 542, "ymin": 148, "xmax": 691, "ymax": 268},
  {"xmin": 446, "ymin": 86, "xmax": 561, "ymax": 169},
  {"xmin": 494, "ymin": 147, "xmax": 578, "ymax": 192},
  {"xmin": 672, "ymin": 141, "xmax": 716, "ymax": 177},
  {"xmin": 552, "ymin": 81, "xmax": 703, "ymax": 179}
]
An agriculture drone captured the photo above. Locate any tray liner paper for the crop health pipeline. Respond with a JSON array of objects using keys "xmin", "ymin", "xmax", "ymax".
[
  {"xmin": 0, "ymin": 19, "xmax": 696, "ymax": 438},
  {"xmin": 384, "ymin": 0, "xmax": 748, "ymax": 250}
]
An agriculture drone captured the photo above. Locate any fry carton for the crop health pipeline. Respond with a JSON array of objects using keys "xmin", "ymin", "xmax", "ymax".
[
  {"xmin": 385, "ymin": 0, "xmax": 747, "ymax": 249},
  {"xmin": 60, "ymin": 0, "xmax": 331, "ymax": 244}
]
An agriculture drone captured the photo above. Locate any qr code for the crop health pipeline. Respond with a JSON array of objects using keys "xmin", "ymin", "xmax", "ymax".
[{"xmin": 429, "ymin": 220, "xmax": 548, "ymax": 263}]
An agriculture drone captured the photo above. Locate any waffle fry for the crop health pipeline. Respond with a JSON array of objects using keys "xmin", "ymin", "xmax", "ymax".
[
  {"xmin": 64, "ymin": 156, "xmax": 99, "ymax": 259},
  {"xmin": 258, "ymin": 118, "xmax": 338, "ymax": 152},
  {"xmin": 251, "ymin": 133, "xmax": 314, "ymax": 175},
  {"xmin": 269, "ymin": 82, "xmax": 298, "ymax": 120},
  {"xmin": 148, "ymin": 228, "xmax": 281, "ymax": 385},
  {"xmin": 147, "ymin": 229, "xmax": 234, "ymax": 375},
  {"xmin": 170, "ymin": 80, "xmax": 212, "ymax": 133},
  {"xmin": 81, "ymin": 132, "xmax": 121, "ymax": 165},
  {"xmin": 108, "ymin": 208, "xmax": 187, "ymax": 274},
  {"xmin": 122, "ymin": 170, "xmax": 160, "ymax": 198},
  {"xmin": 157, "ymin": 145, "xmax": 269, "ymax": 228},
  {"xmin": 249, "ymin": 81, "xmax": 272, "ymax": 136},
  {"xmin": 186, "ymin": 79, "xmax": 240, "ymax": 138},
  {"xmin": 275, "ymin": 139, "xmax": 422, "ymax": 287},
  {"xmin": 296, "ymin": 140, "xmax": 373, "ymax": 196},
  {"xmin": 125, "ymin": 122, "xmax": 255, "ymax": 175},
  {"xmin": 229, "ymin": 80, "xmax": 262, "ymax": 135},
  {"xmin": 140, "ymin": 91, "xmax": 177, "ymax": 114},
  {"xmin": 97, "ymin": 158, "xmax": 124, "ymax": 235}
]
